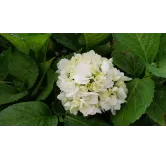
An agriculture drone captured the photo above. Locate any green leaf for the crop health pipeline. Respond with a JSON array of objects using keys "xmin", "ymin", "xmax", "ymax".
[
  {"xmin": 0, "ymin": 33, "xmax": 29, "ymax": 54},
  {"xmin": 64, "ymin": 114, "xmax": 109, "ymax": 126},
  {"xmin": 112, "ymin": 37, "xmax": 145, "ymax": 77},
  {"xmin": 112, "ymin": 78, "xmax": 155, "ymax": 126},
  {"xmin": 0, "ymin": 101, "xmax": 58, "ymax": 126},
  {"xmin": 156, "ymin": 33, "xmax": 166, "ymax": 61},
  {"xmin": 37, "ymin": 69, "xmax": 58, "ymax": 100},
  {"xmin": 35, "ymin": 37, "xmax": 50, "ymax": 62},
  {"xmin": 52, "ymin": 33, "xmax": 80, "ymax": 51},
  {"xmin": 94, "ymin": 42, "xmax": 111, "ymax": 55},
  {"xmin": 0, "ymin": 33, "xmax": 51, "ymax": 55},
  {"xmin": 8, "ymin": 51, "xmax": 39, "ymax": 89},
  {"xmin": 0, "ymin": 49, "xmax": 9, "ymax": 80},
  {"xmin": 114, "ymin": 33, "xmax": 161, "ymax": 63},
  {"xmin": 146, "ymin": 34, "xmax": 166, "ymax": 78},
  {"xmin": 147, "ymin": 87, "xmax": 166, "ymax": 125},
  {"xmin": 79, "ymin": 33, "xmax": 111, "ymax": 50},
  {"xmin": 147, "ymin": 57, "xmax": 166, "ymax": 78},
  {"xmin": 0, "ymin": 84, "xmax": 28, "ymax": 105},
  {"xmin": 24, "ymin": 34, "xmax": 51, "ymax": 53},
  {"xmin": 31, "ymin": 58, "xmax": 54, "ymax": 97},
  {"xmin": 12, "ymin": 33, "xmax": 44, "ymax": 38}
]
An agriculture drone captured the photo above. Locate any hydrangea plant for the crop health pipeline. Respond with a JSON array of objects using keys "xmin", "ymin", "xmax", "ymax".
[{"xmin": 0, "ymin": 33, "xmax": 166, "ymax": 126}]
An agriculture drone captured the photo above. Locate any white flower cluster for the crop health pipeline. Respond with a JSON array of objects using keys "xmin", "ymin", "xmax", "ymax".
[{"xmin": 56, "ymin": 50, "xmax": 131, "ymax": 117}]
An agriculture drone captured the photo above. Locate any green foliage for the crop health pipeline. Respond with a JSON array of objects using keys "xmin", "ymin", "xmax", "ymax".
[
  {"xmin": 147, "ymin": 87, "xmax": 166, "ymax": 126},
  {"xmin": 0, "ymin": 33, "xmax": 50, "ymax": 55},
  {"xmin": 112, "ymin": 37, "xmax": 145, "ymax": 77},
  {"xmin": 64, "ymin": 114, "xmax": 109, "ymax": 126},
  {"xmin": 0, "ymin": 49, "xmax": 9, "ymax": 80},
  {"xmin": 1, "ymin": 33, "xmax": 29, "ymax": 54},
  {"xmin": 147, "ymin": 57, "xmax": 166, "ymax": 78},
  {"xmin": 0, "ymin": 33, "xmax": 166, "ymax": 126},
  {"xmin": 114, "ymin": 33, "xmax": 161, "ymax": 63},
  {"xmin": 79, "ymin": 33, "xmax": 111, "ymax": 50},
  {"xmin": 0, "ymin": 84, "xmax": 28, "ymax": 105},
  {"xmin": 112, "ymin": 78, "xmax": 155, "ymax": 126},
  {"xmin": 52, "ymin": 33, "xmax": 80, "ymax": 51},
  {"xmin": 37, "ymin": 69, "xmax": 58, "ymax": 100},
  {"xmin": 8, "ymin": 50, "xmax": 39, "ymax": 89},
  {"xmin": 0, "ymin": 101, "xmax": 58, "ymax": 126}
]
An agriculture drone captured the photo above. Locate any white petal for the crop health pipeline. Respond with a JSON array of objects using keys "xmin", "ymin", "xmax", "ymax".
[
  {"xmin": 57, "ymin": 59, "xmax": 69, "ymax": 71},
  {"xmin": 81, "ymin": 92, "xmax": 99, "ymax": 105},
  {"xmin": 57, "ymin": 92, "xmax": 66, "ymax": 101},
  {"xmin": 76, "ymin": 62, "xmax": 92, "ymax": 77},
  {"xmin": 64, "ymin": 101, "xmax": 72, "ymax": 110},
  {"xmin": 108, "ymin": 95, "xmax": 118, "ymax": 105},
  {"xmin": 73, "ymin": 75, "xmax": 90, "ymax": 84},
  {"xmin": 100, "ymin": 101, "xmax": 111, "ymax": 111},
  {"xmin": 80, "ymin": 105, "xmax": 101, "ymax": 116},
  {"xmin": 66, "ymin": 87, "xmax": 79, "ymax": 97},
  {"xmin": 87, "ymin": 95, "xmax": 98, "ymax": 104},
  {"xmin": 111, "ymin": 108, "xmax": 116, "ymax": 115},
  {"xmin": 114, "ymin": 103, "xmax": 121, "ymax": 110},
  {"xmin": 101, "ymin": 60, "xmax": 110, "ymax": 73},
  {"xmin": 122, "ymin": 76, "xmax": 132, "ymax": 81},
  {"xmin": 117, "ymin": 88, "xmax": 127, "ymax": 100}
]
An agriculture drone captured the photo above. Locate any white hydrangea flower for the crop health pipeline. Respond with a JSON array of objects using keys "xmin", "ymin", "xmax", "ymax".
[{"xmin": 56, "ymin": 50, "xmax": 132, "ymax": 116}]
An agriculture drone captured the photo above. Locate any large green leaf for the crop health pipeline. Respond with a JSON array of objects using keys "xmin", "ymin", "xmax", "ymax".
[
  {"xmin": 147, "ymin": 57, "xmax": 166, "ymax": 78},
  {"xmin": 79, "ymin": 33, "xmax": 111, "ymax": 50},
  {"xmin": 37, "ymin": 69, "xmax": 58, "ymax": 100},
  {"xmin": 0, "ymin": 84, "xmax": 28, "ymax": 105},
  {"xmin": 24, "ymin": 34, "xmax": 51, "ymax": 53},
  {"xmin": 1, "ymin": 33, "xmax": 29, "ymax": 54},
  {"xmin": 8, "ymin": 51, "xmax": 39, "ymax": 89},
  {"xmin": 64, "ymin": 114, "xmax": 109, "ymax": 126},
  {"xmin": 52, "ymin": 33, "xmax": 80, "ymax": 51},
  {"xmin": 0, "ymin": 101, "xmax": 58, "ymax": 126},
  {"xmin": 0, "ymin": 49, "xmax": 9, "ymax": 80},
  {"xmin": 112, "ymin": 37, "xmax": 145, "ymax": 77},
  {"xmin": 114, "ymin": 33, "xmax": 161, "ymax": 63},
  {"xmin": 147, "ymin": 87, "xmax": 166, "ymax": 126},
  {"xmin": 112, "ymin": 78, "xmax": 155, "ymax": 126}
]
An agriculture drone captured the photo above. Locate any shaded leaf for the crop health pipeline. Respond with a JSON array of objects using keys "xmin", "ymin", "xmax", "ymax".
[
  {"xmin": 1, "ymin": 33, "xmax": 29, "ymax": 54},
  {"xmin": 79, "ymin": 33, "xmax": 111, "ymax": 50},
  {"xmin": 37, "ymin": 69, "xmax": 58, "ymax": 100},
  {"xmin": 8, "ymin": 51, "xmax": 39, "ymax": 89},
  {"xmin": 0, "ymin": 84, "xmax": 28, "ymax": 105},
  {"xmin": 147, "ymin": 87, "xmax": 166, "ymax": 125},
  {"xmin": 94, "ymin": 42, "xmax": 111, "ymax": 55},
  {"xmin": 0, "ymin": 49, "xmax": 9, "ymax": 80},
  {"xmin": 52, "ymin": 33, "xmax": 80, "ymax": 51},
  {"xmin": 0, "ymin": 101, "xmax": 58, "ymax": 126},
  {"xmin": 156, "ymin": 33, "xmax": 166, "ymax": 61},
  {"xmin": 31, "ymin": 58, "xmax": 54, "ymax": 97},
  {"xmin": 64, "ymin": 114, "xmax": 109, "ymax": 126}
]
